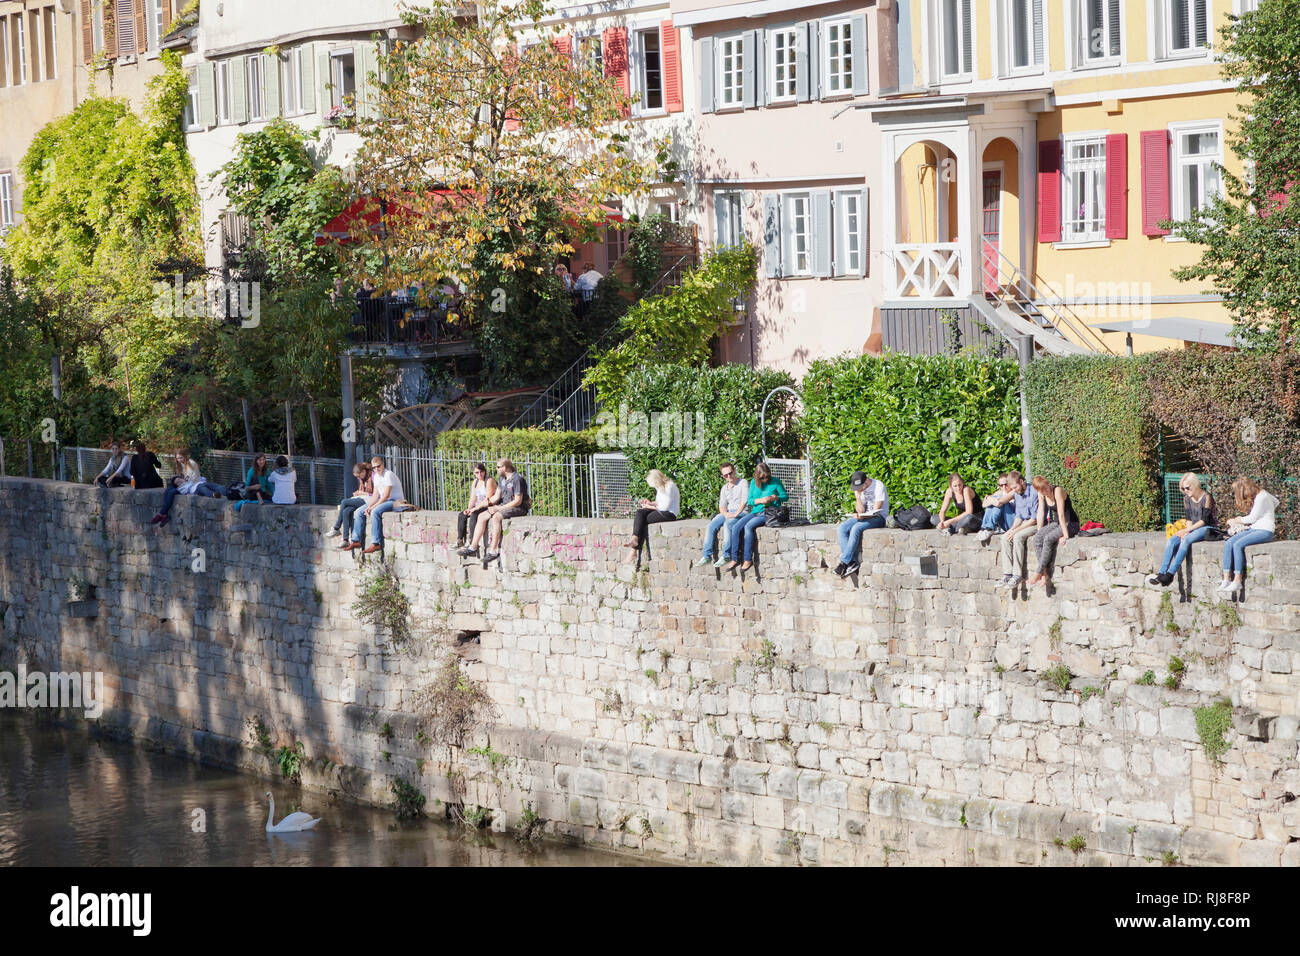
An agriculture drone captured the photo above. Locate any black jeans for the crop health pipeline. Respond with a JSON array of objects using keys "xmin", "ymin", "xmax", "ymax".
[
  {"xmin": 457, "ymin": 507, "xmax": 489, "ymax": 544},
  {"xmin": 631, "ymin": 508, "xmax": 676, "ymax": 542}
]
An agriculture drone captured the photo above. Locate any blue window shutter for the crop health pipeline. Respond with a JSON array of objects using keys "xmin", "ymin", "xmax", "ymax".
[
  {"xmin": 700, "ymin": 36, "xmax": 715, "ymax": 113},
  {"xmin": 753, "ymin": 29, "xmax": 767, "ymax": 106},
  {"xmin": 850, "ymin": 13, "xmax": 868, "ymax": 95},
  {"xmin": 812, "ymin": 190, "xmax": 832, "ymax": 277},
  {"xmin": 741, "ymin": 31, "xmax": 756, "ymax": 108},
  {"xmin": 795, "ymin": 22, "xmax": 811, "ymax": 102},
  {"xmin": 762, "ymin": 194, "xmax": 781, "ymax": 278}
]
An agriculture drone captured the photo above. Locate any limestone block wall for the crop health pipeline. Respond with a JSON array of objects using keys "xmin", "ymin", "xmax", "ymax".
[{"xmin": 2, "ymin": 477, "xmax": 1299, "ymax": 866}]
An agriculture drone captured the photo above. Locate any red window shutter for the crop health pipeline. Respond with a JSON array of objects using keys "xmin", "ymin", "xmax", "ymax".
[
  {"xmin": 1140, "ymin": 129, "xmax": 1171, "ymax": 237},
  {"xmin": 1037, "ymin": 139, "xmax": 1062, "ymax": 243},
  {"xmin": 81, "ymin": 0, "xmax": 93, "ymax": 63},
  {"xmin": 661, "ymin": 20, "xmax": 683, "ymax": 113},
  {"xmin": 602, "ymin": 26, "xmax": 630, "ymax": 116},
  {"xmin": 1104, "ymin": 132, "xmax": 1127, "ymax": 239},
  {"xmin": 553, "ymin": 36, "xmax": 571, "ymax": 58}
]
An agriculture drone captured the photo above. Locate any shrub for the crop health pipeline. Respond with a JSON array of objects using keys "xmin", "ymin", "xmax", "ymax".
[
  {"xmin": 436, "ymin": 427, "xmax": 600, "ymax": 458},
  {"xmin": 410, "ymin": 658, "xmax": 497, "ymax": 749},
  {"xmin": 352, "ymin": 563, "xmax": 412, "ymax": 647},
  {"xmin": 610, "ymin": 363, "xmax": 800, "ymax": 518},
  {"xmin": 1024, "ymin": 355, "xmax": 1159, "ymax": 533},
  {"xmin": 802, "ymin": 353, "xmax": 1023, "ymax": 521}
]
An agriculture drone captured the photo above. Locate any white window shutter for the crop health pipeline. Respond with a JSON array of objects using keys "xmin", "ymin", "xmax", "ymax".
[
  {"xmin": 807, "ymin": 21, "xmax": 820, "ymax": 99},
  {"xmin": 851, "ymin": 13, "xmax": 869, "ymax": 95},
  {"xmin": 812, "ymin": 190, "xmax": 832, "ymax": 277},
  {"xmin": 714, "ymin": 191, "xmax": 730, "ymax": 247},
  {"xmin": 795, "ymin": 22, "xmax": 811, "ymax": 101},
  {"xmin": 700, "ymin": 36, "xmax": 715, "ymax": 113},
  {"xmin": 741, "ymin": 30, "xmax": 756, "ymax": 108},
  {"xmin": 1107, "ymin": 0, "xmax": 1120, "ymax": 55},
  {"xmin": 762, "ymin": 194, "xmax": 781, "ymax": 278},
  {"xmin": 753, "ymin": 29, "xmax": 766, "ymax": 106},
  {"xmin": 1032, "ymin": 0, "xmax": 1044, "ymax": 64},
  {"xmin": 860, "ymin": 188, "xmax": 869, "ymax": 276},
  {"xmin": 962, "ymin": 0, "xmax": 973, "ymax": 73}
]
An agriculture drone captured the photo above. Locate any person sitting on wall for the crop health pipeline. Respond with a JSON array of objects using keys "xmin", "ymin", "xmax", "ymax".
[
  {"xmin": 130, "ymin": 439, "xmax": 164, "ymax": 490},
  {"xmin": 478, "ymin": 458, "xmax": 530, "ymax": 564},
  {"xmin": 932, "ymin": 473, "xmax": 984, "ymax": 536},
  {"xmin": 1026, "ymin": 476, "xmax": 1080, "ymax": 589},
  {"xmin": 150, "ymin": 449, "xmax": 223, "ymax": 526},
  {"xmin": 456, "ymin": 462, "xmax": 498, "ymax": 550},
  {"xmin": 267, "ymin": 455, "xmax": 298, "ymax": 505},
  {"xmin": 974, "ymin": 473, "xmax": 1016, "ymax": 544},
  {"xmin": 329, "ymin": 462, "xmax": 373, "ymax": 547},
  {"xmin": 695, "ymin": 462, "xmax": 748, "ymax": 569},
  {"xmin": 1218, "ymin": 476, "xmax": 1278, "ymax": 599},
  {"xmin": 346, "ymin": 456, "xmax": 404, "ymax": 554},
  {"xmin": 623, "ymin": 469, "xmax": 680, "ymax": 564},
  {"xmin": 93, "ymin": 440, "xmax": 132, "ymax": 488},
  {"xmin": 1148, "ymin": 472, "xmax": 1216, "ymax": 587},
  {"xmin": 833, "ymin": 471, "xmax": 889, "ymax": 578},
  {"xmin": 994, "ymin": 471, "xmax": 1041, "ymax": 590},
  {"xmin": 244, "ymin": 453, "xmax": 273, "ymax": 503},
  {"xmin": 726, "ymin": 462, "xmax": 789, "ymax": 573}
]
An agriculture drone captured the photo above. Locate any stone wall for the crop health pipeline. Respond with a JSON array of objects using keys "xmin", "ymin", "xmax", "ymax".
[{"xmin": 2, "ymin": 477, "xmax": 1299, "ymax": 865}]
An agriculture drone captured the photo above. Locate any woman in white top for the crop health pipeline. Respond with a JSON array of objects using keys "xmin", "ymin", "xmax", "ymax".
[
  {"xmin": 1219, "ymin": 476, "xmax": 1278, "ymax": 598},
  {"xmin": 1216, "ymin": 478, "xmax": 1279, "ymax": 598},
  {"xmin": 623, "ymin": 469, "xmax": 679, "ymax": 563},
  {"xmin": 456, "ymin": 462, "xmax": 499, "ymax": 548},
  {"xmin": 151, "ymin": 450, "xmax": 223, "ymax": 526},
  {"xmin": 94, "ymin": 441, "xmax": 132, "ymax": 487},
  {"xmin": 267, "ymin": 455, "xmax": 298, "ymax": 505}
]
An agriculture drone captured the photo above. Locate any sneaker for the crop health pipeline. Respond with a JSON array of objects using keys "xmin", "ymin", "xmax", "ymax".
[
  {"xmin": 1216, "ymin": 579, "xmax": 1234, "ymax": 592},
  {"xmin": 457, "ymin": 546, "xmax": 477, "ymax": 557},
  {"xmin": 713, "ymin": 556, "xmax": 727, "ymax": 568},
  {"xmin": 1159, "ymin": 572, "xmax": 1174, "ymax": 586},
  {"xmin": 832, "ymin": 562, "xmax": 847, "ymax": 577},
  {"xmin": 995, "ymin": 573, "xmax": 1016, "ymax": 589},
  {"xmin": 694, "ymin": 556, "xmax": 711, "ymax": 568},
  {"xmin": 326, "ymin": 529, "xmax": 342, "ymax": 538},
  {"xmin": 1147, "ymin": 573, "xmax": 1164, "ymax": 585},
  {"xmin": 844, "ymin": 562, "xmax": 861, "ymax": 576},
  {"xmin": 975, "ymin": 529, "xmax": 992, "ymax": 544},
  {"xmin": 944, "ymin": 526, "xmax": 957, "ymax": 536},
  {"xmin": 485, "ymin": 551, "xmax": 500, "ymax": 563}
]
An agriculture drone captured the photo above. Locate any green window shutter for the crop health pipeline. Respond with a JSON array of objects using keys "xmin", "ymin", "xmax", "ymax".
[
  {"xmin": 231, "ymin": 56, "xmax": 248, "ymax": 123},
  {"xmin": 299, "ymin": 45, "xmax": 315, "ymax": 113},
  {"xmin": 317, "ymin": 49, "xmax": 332, "ymax": 114},
  {"xmin": 264, "ymin": 54, "xmax": 281, "ymax": 117},
  {"xmin": 198, "ymin": 61, "xmax": 216, "ymax": 127},
  {"xmin": 355, "ymin": 40, "xmax": 375, "ymax": 119}
]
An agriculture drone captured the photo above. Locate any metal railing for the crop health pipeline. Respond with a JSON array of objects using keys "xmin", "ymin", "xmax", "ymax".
[
  {"xmin": 981, "ymin": 238, "xmax": 1114, "ymax": 354},
  {"xmin": 352, "ymin": 294, "xmax": 477, "ymax": 349},
  {"xmin": 382, "ymin": 448, "xmax": 600, "ymax": 518}
]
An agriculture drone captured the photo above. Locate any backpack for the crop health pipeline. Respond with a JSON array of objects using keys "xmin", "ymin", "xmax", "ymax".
[
  {"xmin": 224, "ymin": 481, "xmax": 246, "ymax": 501},
  {"xmin": 894, "ymin": 505, "xmax": 932, "ymax": 531}
]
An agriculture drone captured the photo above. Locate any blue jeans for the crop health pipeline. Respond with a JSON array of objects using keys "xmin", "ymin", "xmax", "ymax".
[
  {"xmin": 730, "ymin": 513, "xmax": 768, "ymax": 562},
  {"xmin": 980, "ymin": 502, "xmax": 1016, "ymax": 533},
  {"xmin": 1159, "ymin": 525, "xmax": 1211, "ymax": 574},
  {"xmin": 703, "ymin": 514, "xmax": 745, "ymax": 559},
  {"xmin": 159, "ymin": 481, "xmax": 222, "ymax": 515},
  {"xmin": 335, "ymin": 497, "xmax": 366, "ymax": 534},
  {"xmin": 353, "ymin": 499, "xmax": 396, "ymax": 546},
  {"xmin": 1222, "ymin": 528, "xmax": 1273, "ymax": 573},
  {"xmin": 838, "ymin": 515, "xmax": 886, "ymax": 564}
]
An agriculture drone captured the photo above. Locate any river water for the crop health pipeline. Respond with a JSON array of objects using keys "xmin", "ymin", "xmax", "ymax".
[{"xmin": 0, "ymin": 718, "xmax": 644, "ymax": 867}]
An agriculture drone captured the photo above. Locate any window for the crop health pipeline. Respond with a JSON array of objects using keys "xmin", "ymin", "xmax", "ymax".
[
  {"xmin": 43, "ymin": 7, "xmax": 56, "ymax": 80},
  {"xmin": 330, "ymin": 51, "xmax": 356, "ymax": 110},
  {"xmin": 783, "ymin": 193, "xmax": 812, "ymax": 275},
  {"xmin": 1076, "ymin": 0, "xmax": 1121, "ymax": 65},
  {"xmin": 718, "ymin": 36, "xmax": 743, "ymax": 108},
  {"xmin": 215, "ymin": 60, "xmax": 232, "ymax": 124},
  {"xmin": 1166, "ymin": 0, "xmax": 1210, "ymax": 55},
  {"xmin": 768, "ymin": 28, "xmax": 798, "ymax": 102},
  {"xmin": 1062, "ymin": 135, "xmax": 1107, "ymax": 242},
  {"xmin": 150, "ymin": 0, "xmax": 165, "ymax": 52},
  {"xmin": 577, "ymin": 34, "xmax": 602, "ymax": 73},
  {"xmin": 824, "ymin": 18, "xmax": 854, "ymax": 93},
  {"xmin": 281, "ymin": 48, "xmax": 303, "ymax": 114},
  {"xmin": 715, "ymin": 190, "xmax": 745, "ymax": 247},
  {"xmin": 1237, "ymin": 0, "xmax": 1259, "ymax": 11},
  {"xmin": 637, "ymin": 28, "xmax": 662, "ymax": 111},
  {"xmin": 14, "ymin": 14, "xmax": 26, "ymax": 86},
  {"xmin": 247, "ymin": 54, "xmax": 265, "ymax": 120},
  {"xmin": 1005, "ymin": 0, "xmax": 1045, "ymax": 72},
  {"xmin": 183, "ymin": 67, "xmax": 199, "ymax": 128},
  {"xmin": 835, "ymin": 190, "xmax": 864, "ymax": 274},
  {"xmin": 0, "ymin": 172, "xmax": 14, "ymax": 231},
  {"xmin": 655, "ymin": 200, "xmax": 681, "ymax": 222},
  {"xmin": 940, "ymin": 0, "xmax": 973, "ymax": 78},
  {"xmin": 1172, "ymin": 124, "xmax": 1222, "ymax": 221}
]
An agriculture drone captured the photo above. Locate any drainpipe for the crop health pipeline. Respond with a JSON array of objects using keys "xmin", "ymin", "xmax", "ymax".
[
  {"xmin": 340, "ymin": 353, "xmax": 356, "ymax": 496},
  {"xmin": 1018, "ymin": 333, "xmax": 1033, "ymax": 476}
]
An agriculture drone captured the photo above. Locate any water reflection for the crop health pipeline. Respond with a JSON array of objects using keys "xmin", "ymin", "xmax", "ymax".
[{"xmin": 0, "ymin": 718, "xmax": 646, "ymax": 867}]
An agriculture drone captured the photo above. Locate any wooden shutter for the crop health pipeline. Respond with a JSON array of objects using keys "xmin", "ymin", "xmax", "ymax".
[
  {"xmin": 1107, "ymin": 0, "xmax": 1120, "ymax": 56},
  {"xmin": 1031, "ymin": 0, "xmax": 1044, "ymax": 65},
  {"xmin": 1140, "ymin": 129, "xmax": 1170, "ymax": 236},
  {"xmin": 762, "ymin": 194, "xmax": 781, "ymax": 277},
  {"xmin": 961, "ymin": 0, "xmax": 973, "ymax": 73},
  {"xmin": 114, "ymin": 0, "xmax": 134, "ymax": 57},
  {"xmin": 741, "ymin": 30, "xmax": 756, "ymax": 109},
  {"xmin": 795, "ymin": 23, "xmax": 810, "ymax": 102},
  {"xmin": 860, "ymin": 188, "xmax": 869, "ymax": 277},
  {"xmin": 1037, "ymin": 139, "xmax": 1062, "ymax": 243},
  {"xmin": 231, "ymin": 56, "xmax": 248, "ymax": 123},
  {"xmin": 81, "ymin": 0, "xmax": 92, "ymax": 63},
  {"xmin": 103, "ymin": 0, "xmax": 116, "ymax": 58},
  {"xmin": 699, "ymin": 36, "xmax": 714, "ymax": 113},
  {"xmin": 850, "ymin": 13, "xmax": 868, "ymax": 95},
  {"xmin": 812, "ymin": 190, "xmax": 832, "ymax": 277},
  {"xmin": 806, "ymin": 21, "xmax": 820, "ymax": 100},
  {"xmin": 660, "ymin": 20, "xmax": 682, "ymax": 113},
  {"xmin": 264, "ymin": 52, "xmax": 281, "ymax": 116},
  {"xmin": 1104, "ymin": 133, "xmax": 1127, "ymax": 239},
  {"xmin": 602, "ymin": 26, "xmax": 629, "ymax": 115},
  {"xmin": 135, "ymin": 0, "xmax": 147, "ymax": 53},
  {"xmin": 197, "ymin": 61, "xmax": 215, "ymax": 127},
  {"xmin": 161, "ymin": 0, "xmax": 171, "ymax": 33},
  {"xmin": 299, "ymin": 45, "xmax": 314, "ymax": 113},
  {"xmin": 317, "ymin": 49, "xmax": 331, "ymax": 114}
]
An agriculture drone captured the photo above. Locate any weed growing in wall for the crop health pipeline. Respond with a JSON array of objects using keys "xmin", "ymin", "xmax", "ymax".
[
  {"xmin": 1195, "ymin": 698, "xmax": 1234, "ymax": 766},
  {"xmin": 391, "ymin": 779, "xmax": 426, "ymax": 819},
  {"xmin": 352, "ymin": 562, "xmax": 412, "ymax": 648}
]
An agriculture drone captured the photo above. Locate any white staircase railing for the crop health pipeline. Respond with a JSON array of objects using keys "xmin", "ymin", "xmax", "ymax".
[{"xmin": 890, "ymin": 243, "xmax": 964, "ymax": 298}]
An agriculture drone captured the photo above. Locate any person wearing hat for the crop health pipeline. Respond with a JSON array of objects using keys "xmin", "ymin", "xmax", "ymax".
[{"xmin": 834, "ymin": 472, "xmax": 889, "ymax": 577}]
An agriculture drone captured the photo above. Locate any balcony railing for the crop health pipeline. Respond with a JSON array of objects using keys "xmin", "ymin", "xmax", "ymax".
[
  {"xmin": 350, "ymin": 294, "xmax": 477, "ymax": 353},
  {"xmin": 890, "ymin": 243, "xmax": 964, "ymax": 298}
]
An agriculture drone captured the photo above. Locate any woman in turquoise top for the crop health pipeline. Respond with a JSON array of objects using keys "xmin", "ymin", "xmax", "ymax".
[{"xmin": 725, "ymin": 462, "xmax": 788, "ymax": 571}]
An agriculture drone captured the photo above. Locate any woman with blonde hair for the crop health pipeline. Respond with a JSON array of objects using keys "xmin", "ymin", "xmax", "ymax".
[
  {"xmin": 1148, "ymin": 472, "xmax": 1216, "ymax": 587},
  {"xmin": 623, "ymin": 469, "xmax": 680, "ymax": 563},
  {"xmin": 1027, "ymin": 475, "xmax": 1079, "ymax": 588},
  {"xmin": 1219, "ymin": 476, "xmax": 1278, "ymax": 598}
]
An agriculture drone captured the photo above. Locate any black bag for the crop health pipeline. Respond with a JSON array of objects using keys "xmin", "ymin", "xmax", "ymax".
[
  {"xmin": 765, "ymin": 505, "xmax": 792, "ymax": 526},
  {"xmin": 894, "ymin": 505, "xmax": 932, "ymax": 531},
  {"xmin": 224, "ymin": 481, "xmax": 246, "ymax": 501},
  {"xmin": 1202, "ymin": 526, "xmax": 1228, "ymax": 541}
]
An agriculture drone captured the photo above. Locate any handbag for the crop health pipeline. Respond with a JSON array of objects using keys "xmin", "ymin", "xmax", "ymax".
[{"xmin": 765, "ymin": 505, "xmax": 792, "ymax": 526}]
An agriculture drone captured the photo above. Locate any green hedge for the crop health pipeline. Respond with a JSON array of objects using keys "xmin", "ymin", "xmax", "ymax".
[
  {"xmin": 436, "ymin": 427, "xmax": 600, "ymax": 458},
  {"xmin": 608, "ymin": 363, "xmax": 799, "ymax": 518},
  {"xmin": 802, "ymin": 354, "xmax": 1023, "ymax": 521},
  {"xmin": 1023, "ymin": 356, "xmax": 1159, "ymax": 532}
]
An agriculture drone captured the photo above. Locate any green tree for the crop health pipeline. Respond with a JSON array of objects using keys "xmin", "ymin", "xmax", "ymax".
[{"xmin": 1173, "ymin": 2, "xmax": 1300, "ymax": 351}]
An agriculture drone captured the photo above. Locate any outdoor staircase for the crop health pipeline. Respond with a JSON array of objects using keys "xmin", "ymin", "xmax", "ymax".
[{"xmin": 971, "ymin": 239, "xmax": 1114, "ymax": 356}]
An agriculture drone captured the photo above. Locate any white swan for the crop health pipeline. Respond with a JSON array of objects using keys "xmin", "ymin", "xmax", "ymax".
[{"xmin": 265, "ymin": 792, "xmax": 322, "ymax": 832}]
